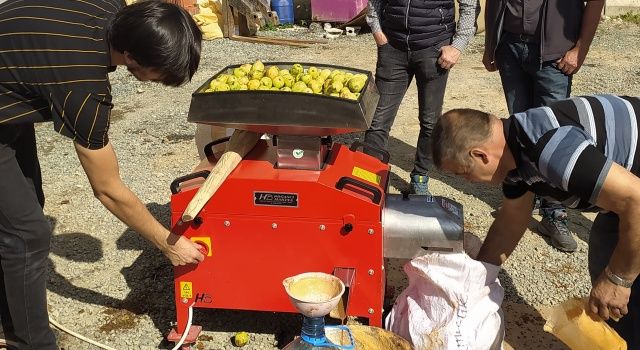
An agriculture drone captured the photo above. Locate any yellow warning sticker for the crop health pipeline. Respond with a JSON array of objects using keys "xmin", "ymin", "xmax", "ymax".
[
  {"xmin": 352, "ymin": 166, "xmax": 381, "ymax": 185},
  {"xmin": 180, "ymin": 281, "xmax": 193, "ymax": 299}
]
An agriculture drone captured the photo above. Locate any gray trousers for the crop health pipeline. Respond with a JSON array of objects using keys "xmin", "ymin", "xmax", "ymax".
[
  {"xmin": 589, "ymin": 212, "xmax": 639, "ymax": 348},
  {"xmin": 0, "ymin": 124, "xmax": 57, "ymax": 349},
  {"xmin": 364, "ymin": 41, "xmax": 449, "ymax": 176}
]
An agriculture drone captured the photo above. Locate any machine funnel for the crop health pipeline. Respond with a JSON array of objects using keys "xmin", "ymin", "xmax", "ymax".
[{"xmin": 283, "ymin": 272, "xmax": 345, "ymax": 318}]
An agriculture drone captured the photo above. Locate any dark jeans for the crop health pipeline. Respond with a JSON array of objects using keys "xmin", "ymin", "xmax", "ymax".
[
  {"xmin": 0, "ymin": 124, "xmax": 57, "ymax": 349},
  {"xmin": 588, "ymin": 213, "xmax": 639, "ymax": 348},
  {"xmin": 496, "ymin": 32, "xmax": 572, "ymax": 216},
  {"xmin": 364, "ymin": 42, "xmax": 449, "ymax": 176}
]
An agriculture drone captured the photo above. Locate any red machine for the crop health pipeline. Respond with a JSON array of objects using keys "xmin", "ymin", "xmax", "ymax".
[{"xmin": 166, "ymin": 63, "xmax": 464, "ymax": 347}]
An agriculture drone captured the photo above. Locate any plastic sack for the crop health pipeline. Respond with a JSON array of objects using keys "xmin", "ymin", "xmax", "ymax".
[
  {"xmin": 543, "ymin": 297, "xmax": 627, "ymax": 350},
  {"xmin": 386, "ymin": 253, "xmax": 505, "ymax": 350},
  {"xmin": 193, "ymin": 0, "xmax": 224, "ymax": 40}
]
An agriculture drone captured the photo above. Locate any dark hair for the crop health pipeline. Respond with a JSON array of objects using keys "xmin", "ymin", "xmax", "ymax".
[
  {"xmin": 431, "ymin": 108, "xmax": 493, "ymax": 170},
  {"xmin": 108, "ymin": 1, "xmax": 202, "ymax": 86}
]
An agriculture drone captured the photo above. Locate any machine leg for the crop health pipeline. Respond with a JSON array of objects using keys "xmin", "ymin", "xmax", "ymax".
[{"xmin": 167, "ymin": 303, "xmax": 202, "ymax": 347}]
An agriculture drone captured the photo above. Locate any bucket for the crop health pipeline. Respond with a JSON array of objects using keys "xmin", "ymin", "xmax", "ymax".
[{"xmin": 271, "ymin": 0, "xmax": 294, "ymax": 24}]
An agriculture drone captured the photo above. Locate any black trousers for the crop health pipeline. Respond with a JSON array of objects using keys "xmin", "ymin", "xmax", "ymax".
[
  {"xmin": 0, "ymin": 124, "xmax": 56, "ymax": 349},
  {"xmin": 364, "ymin": 41, "xmax": 450, "ymax": 176}
]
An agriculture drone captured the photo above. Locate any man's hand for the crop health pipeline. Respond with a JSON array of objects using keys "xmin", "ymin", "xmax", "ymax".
[
  {"xmin": 556, "ymin": 45, "xmax": 587, "ymax": 75},
  {"xmin": 164, "ymin": 232, "xmax": 206, "ymax": 266},
  {"xmin": 589, "ymin": 272, "xmax": 631, "ymax": 320},
  {"xmin": 482, "ymin": 49, "xmax": 497, "ymax": 72},
  {"xmin": 438, "ymin": 45, "xmax": 461, "ymax": 70},
  {"xmin": 373, "ymin": 31, "xmax": 388, "ymax": 47}
]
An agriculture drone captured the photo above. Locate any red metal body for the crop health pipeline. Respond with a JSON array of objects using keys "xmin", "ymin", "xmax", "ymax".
[{"xmin": 169, "ymin": 141, "xmax": 389, "ymax": 340}]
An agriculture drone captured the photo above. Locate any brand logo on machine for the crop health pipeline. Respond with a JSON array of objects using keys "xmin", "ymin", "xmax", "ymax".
[
  {"xmin": 195, "ymin": 293, "xmax": 212, "ymax": 303},
  {"xmin": 254, "ymin": 192, "xmax": 298, "ymax": 207},
  {"xmin": 292, "ymin": 149, "xmax": 304, "ymax": 159}
]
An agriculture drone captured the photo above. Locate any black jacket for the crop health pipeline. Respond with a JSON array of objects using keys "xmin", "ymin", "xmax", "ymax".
[{"xmin": 484, "ymin": 0, "xmax": 584, "ymax": 62}]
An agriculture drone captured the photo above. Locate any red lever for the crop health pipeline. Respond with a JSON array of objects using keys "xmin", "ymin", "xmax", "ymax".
[{"xmin": 194, "ymin": 241, "xmax": 209, "ymax": 256}]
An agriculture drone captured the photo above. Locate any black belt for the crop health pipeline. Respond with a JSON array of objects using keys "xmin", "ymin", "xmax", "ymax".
[{"xmin": 503, "ymin": 31, "xmax": 539, "ymax": 44}]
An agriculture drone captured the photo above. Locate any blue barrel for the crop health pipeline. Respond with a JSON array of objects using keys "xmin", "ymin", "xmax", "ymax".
[{"xmin": 271, "ymin": 0, "xmax": 295, "ymax": 24}]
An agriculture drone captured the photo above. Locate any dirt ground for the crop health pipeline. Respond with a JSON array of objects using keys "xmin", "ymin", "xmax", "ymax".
[{"xmin": 18, "ymin": 19, "xmax": 639, "ymax": 350}]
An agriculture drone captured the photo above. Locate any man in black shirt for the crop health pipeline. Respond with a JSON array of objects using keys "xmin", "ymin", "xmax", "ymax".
[{"xmin": 0, "ymin": 1, "xmax": 203, "ymax": 348}]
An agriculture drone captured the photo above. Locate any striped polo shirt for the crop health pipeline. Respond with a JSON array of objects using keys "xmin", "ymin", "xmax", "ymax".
[
  {"xmin": 0, "ymin": 0, "xmax": 124, "ymax": 149},
  {"xmin": 502, "ymin": 95, "xmax": 640, "ymax": 211}
]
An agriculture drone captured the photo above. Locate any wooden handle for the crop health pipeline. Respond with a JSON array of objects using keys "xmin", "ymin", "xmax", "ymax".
[{"xmin": 182, "ymin": 129, "xmax": 262, "ymax": 222}]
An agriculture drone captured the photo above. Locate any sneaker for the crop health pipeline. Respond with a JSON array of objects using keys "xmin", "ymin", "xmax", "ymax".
[
  {"xmin": 538, "ymin": 212, "xmax": 577, "ymax": 252},
  {"xmin": 409, "ymin": 174, "xmax": 430, "ymax": 195}
]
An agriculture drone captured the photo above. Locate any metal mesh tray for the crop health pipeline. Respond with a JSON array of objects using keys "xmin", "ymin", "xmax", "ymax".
[{"xmin": 187, "ymin": 62, "xmax": 379, "ymax": 136}]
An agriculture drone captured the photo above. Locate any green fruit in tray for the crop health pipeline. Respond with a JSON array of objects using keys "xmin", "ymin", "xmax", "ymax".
[
  {"xmin": 330, "ymin": 70, "xmax": 344, "ymax": 79},
  {"xmin": 332, "ymin": 74, "xmax": 346, "ymax": 86},
  {"xmin": 279, "ymin": 69, "xmax": 290, "ymax": 76},
  {"xmin": 266, "ymin": 66, "xmax": 279, "ymax": 80},
  {"xmin": 209, "ymin": 80, "xmax": 221, "ymax": 90},
  {"xmin": 240, "ymin": 64, "xmax": 252, "ymax": 73},
  {"xmin": 282, "ymin": 75, "xmax": 295, "ymax": 88},
  {"xmin": 239, "ymin": 84, "xmax": 248, "ymax": 90},
  {"xmin": 290, "ymin": 63, "xmax": 303, "ymax": 76},
  {"xmin": 272, "ymin": 76, "xmax": 285, "ymax": 89},
  {"xmin": 309, "ymin": 80, "xmax": 323, "ymax": 94},
  {"xmin": 247, "ymin": 79, "xmax": 261, "ymax": 90},
  {"xmin": 250, "ymin": 69, "xmax": 264, "ymax": 80},
  {"xmin": 238, "ymin": 76, "xmax": 249, "ymax": 85},
  {"xmin": 304, "ymin": 88, "xmax": 314, "ymax": 94},
  {"xmin": 281, "ymin": 86, "xmax": 292, "ymax": 92},
  {"xmin": 308, "ymin": 66, "xmax": 319, "ymax": 79},
  {"xmin": 330, "ymin": 81, "xmax": 344, "ymax": 94},
  {"xmin": 292, "ymin": 81, "xmax": 307, "ymax": 92},
  {"xmin": 215, "ymin": 83, "xmax": 230, "ymax": 91},
  {"xmin": 300, "ymin": 74, "xmax": 312, "ymax": 85},
  {"xmin": 260, "ymin": 77, "xmax": 273, "ymax": 88},
  {"xmin": 252, "ymin": 60, "xmax": 265, "ymax": 72},
  {"xmin": 258, "ymin": 85, "xmax": 270, "ymax": 91},
  {"xmin": 270, "ymin": 87, "xmax": 280, "ymax": 91},
  {"xmin": 233, "ymin": 67, "xmax": 247, "ymax": 78},
  {"xmin": 226, "ymin": 75, "xmax": 238, "ymax": 85},
  {"xmin": 229, "ymin": 82, "xmax": 242, "ymax": 90}
]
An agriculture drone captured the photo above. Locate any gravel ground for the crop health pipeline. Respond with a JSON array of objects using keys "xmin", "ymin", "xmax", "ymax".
[{"xmin": 18, "ymin": 19, "xmax": 640, "ymax": 349}]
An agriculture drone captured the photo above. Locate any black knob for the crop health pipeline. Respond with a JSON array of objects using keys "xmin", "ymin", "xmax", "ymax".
[
  {"xmin": 193, "ymin": 217, "xmax": 203, "ymax": 226},
  {"xmin": 343, "ymin": 223, "xmax": 353, "ymax": 233}
]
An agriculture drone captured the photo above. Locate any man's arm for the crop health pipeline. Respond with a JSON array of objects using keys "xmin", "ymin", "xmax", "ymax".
[
  {"xmin": 588, "ymin": 162, "xmax": 640, "ymax": 320},
  {"xmin": 439, "ymin": 0, "xmax": 479, "ymax": 69},
  {"xmin": 367, "ymin": 0, "xmax": 387, "ymax": 46},
  {"xmin": 74, "ymin": 142, "xmax": 204, "ymax": 266},
  {"xmin": 556, "ymin": 0, "xmax": 604, "ymax": 75},
  {"xmin": 476, "ymin": 191, "xmax": 535, "ymax": 265}
]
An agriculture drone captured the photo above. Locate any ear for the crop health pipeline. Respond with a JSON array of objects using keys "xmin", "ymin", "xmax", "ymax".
[
  {"xmin": 123, "ymin": 51, "xmax": 138, "ymax": 66},
  {"xmin": 470, "ymin": 148, "xmax": 489, "ymax": 165}
]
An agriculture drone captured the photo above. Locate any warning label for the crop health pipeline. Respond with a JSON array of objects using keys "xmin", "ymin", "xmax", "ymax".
[{"xmin": 180, "ymin": 281, "xmax": 193, "ymax": 299}]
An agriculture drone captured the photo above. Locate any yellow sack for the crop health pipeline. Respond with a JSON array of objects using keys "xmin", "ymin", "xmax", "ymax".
[
  {"xmin": 544, "ymin": 298, "xmax": 627, "ymax": 350},
  {"xmin": 193, "ymin": 0, "xmax": 224, "ymax": 40}
]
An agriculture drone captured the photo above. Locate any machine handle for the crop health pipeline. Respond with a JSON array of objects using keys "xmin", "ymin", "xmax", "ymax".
[
  {"xmin": 349, "ymin": 141, "xmax": 390, "ymax": 164},
  {"xmin": 170, "ymin": 170, "xmax": 211, "ymax": 194},
  {"xmin": 203, "ymin": 136, "xmax": 232, "ymax": 158},
  {"xmin": 335, "ymin": 177, "xmax": 382, "ymax": 205}
]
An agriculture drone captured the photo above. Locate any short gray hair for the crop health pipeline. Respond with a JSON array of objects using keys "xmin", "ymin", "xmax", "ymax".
[{"xmin": 431, "ymin": 109, "xmax": 493, "ymax": 170}]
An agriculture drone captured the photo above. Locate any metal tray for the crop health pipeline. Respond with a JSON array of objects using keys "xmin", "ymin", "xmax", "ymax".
[{"xmin": 187, "ymin": 62, "xmax": 379, "ymax": 136}]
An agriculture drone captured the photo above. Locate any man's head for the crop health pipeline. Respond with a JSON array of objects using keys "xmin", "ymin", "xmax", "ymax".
[
  {"xmin": 108, "ymin": 1, "xmax": 202, "ymax": 86},
  {"xmin": 431, "ymin": 109, "xmax": 514, "ymax": 185}
]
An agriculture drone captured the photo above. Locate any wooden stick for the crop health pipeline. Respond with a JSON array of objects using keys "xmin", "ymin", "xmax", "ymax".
[
  {"xmin": 229, "ymin": 34, "xmax": 314, "ymax": 48},
  {"xmin": 182, "ymin": 129, "xmax": 262, "ymax": 222}
]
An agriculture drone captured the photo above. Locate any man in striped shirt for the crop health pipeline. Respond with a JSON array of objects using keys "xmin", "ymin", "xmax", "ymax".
[
  {"xmin": 0, "ymin": 1, "xmax": 203, "ymax": 348},
  {"xmin": 431, "ymin": 94, "xmax": 640, "ymax": 347}
]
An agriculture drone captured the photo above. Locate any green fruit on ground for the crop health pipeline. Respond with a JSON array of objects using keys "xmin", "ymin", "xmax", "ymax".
[
  {"xmin": 266, "ymin": 66, "xmax": 279, "ymax": 80},
  {"xmin": 279, "ymin": 69, "xmax": 290, "ymax": 76},
  {"xmin": 215, "ymin": 83, "xmax": 230, "ymax": 91},
  {"xmin": 234, "ymin": 332, "xmax": 249, "ymax": 347},
  {"xmin": 283, "ymin": 75, "xmax": 295, "ymax": 88},
  {"xmin": 281, "ymin": 86, "xmax": 292, "ymax": 92},
  {"xmin": 260, "ymin": 77, "xmax": 273, "ymax": 88},
  {"xmin": 247, "ymin": 79, "xmax": 261, "ymax": 90},
  {"xmin": 252, "ymin": 60, "xmax": 265, "ymax": 72},
  {"xmin": 309, "ymin": 80, "xmax": 323, "ymax": 94},
  {"xmin": 292, "ymin": 81, "xmax": 307, "ymax": 92},
  {"xmin": 290, "ymin": 63, "xmax": 303, "ymax": 76},
  {"xmin": 240, "ymin": 64, "xmax": 252, "ymax": 73},
  {"xmin": 250, "ymin": 70, "xmax": 264, "ymax": 80},
  {"xmin": 233, "ymin": 67, "xmax": 247, "ymax": 78},
  {"xmin": 216, "ymin": 74, "xmax": 230, "ymax": 83},
  {"xmin": 238, "ymin": 76, "xmax": 249, "ymax": 85},
  {"xmin": 272, "ymin": 76, "xmax": 285, "ymax": 89},
  {"xmin": 347, "ymin": 77, "xmax": 366, "ymax": 93},
  {"xmin": 308, "ymin": 66, "xmax": 319, "ymax": 79}
]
